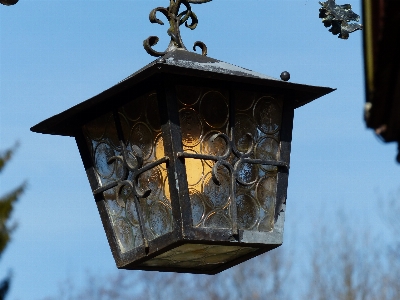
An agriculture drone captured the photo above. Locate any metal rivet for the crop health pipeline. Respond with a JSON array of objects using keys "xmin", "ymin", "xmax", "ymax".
[
  {"xmin": 157, "ymin": 57, "xmax": 166, "ymax": 63},
  {"xmin": 280, "ymin": 71, "xmax": 290, "ymax": 81}
]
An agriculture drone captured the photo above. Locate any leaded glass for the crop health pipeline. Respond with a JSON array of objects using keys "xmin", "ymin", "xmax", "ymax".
[
  {"xmin": 177, "ymin": 86, "xmax": 282, "ymax": 233},
  {"xmin": 83, "ymin": 92, "xmax": 171, "ymax": 253}
]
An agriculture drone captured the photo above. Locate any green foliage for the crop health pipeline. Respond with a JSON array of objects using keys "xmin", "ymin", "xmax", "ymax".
[
  {"xmin": 0, "ymin": 144, "xmax": 25, "ymax": 300},
  {"xmin": 0, "ymin": 276, "xmax": 10, "ymax": 300},
  {"xmin": 0, "ymin": 184, "xmax": 25, "ymax": 256},
  {"xmin": 0, "ymin": 144, "xmax": 25, "ymax": 256}
]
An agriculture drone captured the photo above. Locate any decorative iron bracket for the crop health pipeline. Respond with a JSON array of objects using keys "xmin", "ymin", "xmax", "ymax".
[
  {"xmin": 319, "ymin": 0, "xmax": 362, "ymax": 39},
  {"xmin": 177, "ymin": 128, "xmax": 289, "ymax": 238},
  {"xmin": 93, "ymin": 141, "xmax": 169, "ymax": 252},
  {"xmin": 143, "ymin": 0, "xmax": 211, "ymax": 57}
]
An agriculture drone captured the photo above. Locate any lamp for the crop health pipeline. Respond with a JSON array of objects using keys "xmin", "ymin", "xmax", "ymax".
[{"xmin": 31, "ymin": 0, "xmax": 334, "ymax": 274}]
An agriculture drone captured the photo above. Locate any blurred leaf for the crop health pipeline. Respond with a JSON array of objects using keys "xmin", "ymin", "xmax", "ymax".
[{"xmin": 0, "ymin": 144, "xmax": 25, "ymax": 300}]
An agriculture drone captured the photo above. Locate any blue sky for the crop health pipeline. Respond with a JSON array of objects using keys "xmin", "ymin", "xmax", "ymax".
[{"xmin": 0, "ymin": 1, "xmax": 398, "ymax": 299}]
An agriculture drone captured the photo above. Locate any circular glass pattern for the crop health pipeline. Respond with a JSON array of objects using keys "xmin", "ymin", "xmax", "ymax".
[
  {"xmin": 121, "ymin": 96, "xmax": 144, "ymax": 122},
  {"xmin": 233, "ymin": 114, "xmax": 258, "ymax": 154},
  {"xmin": 236, "ymin": 162, "xmax": 258, "ymax": 186},
  {"xmin": 138, "ymin": 166, "xmax": 163, "ymax": 198},
  {"xmin": 258, "ymin": 214, "xmax": 274, "ymax": 232},
  {"xmin": 255, "ymin": 137, "xmax": 280, "ymax": 172},
  {"xmin": 201, "ymin": 131, "xmax": 227, "ymax": 157},
  {"xmin": 154, "ymin": 134, "xmax": 166, "ymax": 169},
  {"xmin": 85, "ymin": 113, "xmax": 113, "ymax": 141},
  {"xmin": 94, "ymin": 142, "xmax": 116, "ymax": 179},
  {"xmin": 203, "ymin": 170, "xmax": 230, "ymax": 208},
  {"xmin": 114, "ymin": 160, "xmax": 126, "ymax": 182},
  {"xmin": 149, "ymin": 201, "xmax": 172, "ymax": 237},
  {"xmin": 199, "ymin": 91, "xmax": 228, "ymax": 128},
  {"xmin": 234, "ymin": 90, "xmax": 256, "ymax": 111},
  {"xmin": 179, "ymin": 108, "xmax": 203, "ymax": 147},
  {"xmin": 253, "ymin": 96, "xmax": 282, "ymax": 134},
  {"xmin": 184, "ymin": 149, "xmax": 204, "ymax": 186},
  {"xmin": 176, "ymin": 85, "xmax": 202, "ymax": 106},
  {"xmin": 163, "ymin": 176, "xmax": 171, "ymax": 202},
  {"xmin": 105, "ymin": 196, "xmax": 123, "ymax": 218},
  {"xmin": 125, "ymin": 197, "xmax": 140, "ymax": 226},
  {"xmin": 145, "ymin": 93, "xmax": 162, "ymax": 131},
  {"xmin": 117, "ymin": 112, "xmax": 132, "ymax": 141},
  {"xmin": 189, "ymin": 189, "xmax": 206, "ymax": 226},
  {"xmin": 129, "ymin": 122, "xmax": 153, "ymax": 160},
  {"xmin": 116, "ymin": 184, "xmax": 133, "ymax": 207},
  {"xmin": 124, "ymin": 146, "xmax": 140, "ymax": 170},
  {"xmin": 204, "ymin": 210, "xmax": 231, "ymax": 229},
  {"xmin": 236, "ymin": 194, "xmax": 259, "ymax": 230},
  {"xmin": 256, "ymin": 176, "xmax": 277, "ymax": 211},
  {"xmin": 115, "ymin": 218, "xmax": 135, "ymax": 253}
]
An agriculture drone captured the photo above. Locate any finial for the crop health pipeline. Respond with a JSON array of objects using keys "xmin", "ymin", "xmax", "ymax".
[
  {"xmin": 280, "ymin": 71, "xmax": 290, "ymax": 82},
  {"xmin": 143, "ymin": 0, "xmax": 212, "ymax": 57}
]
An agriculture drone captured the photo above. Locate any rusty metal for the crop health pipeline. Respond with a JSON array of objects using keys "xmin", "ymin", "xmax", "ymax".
[
  {"xmin": 319, "ymin": 0, "xmax": 363, "ymax": 39},
  {"xmin": 144, "ymin": 0, "xmax": 211, "ymax": 57}
]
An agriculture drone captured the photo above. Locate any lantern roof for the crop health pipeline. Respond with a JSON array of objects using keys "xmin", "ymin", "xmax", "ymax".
[{"xmin": 31, "ymin": 49, "xmax": 334, "ymax": 137}]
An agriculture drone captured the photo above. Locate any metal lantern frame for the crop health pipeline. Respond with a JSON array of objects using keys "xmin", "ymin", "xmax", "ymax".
[{"xmin": 31, "ymin": 49, "xmax": 333, "ymax": 274}]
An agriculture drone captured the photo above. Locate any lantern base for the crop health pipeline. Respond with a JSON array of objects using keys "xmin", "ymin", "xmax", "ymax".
[
  {"xmin": 140, "ymin": 243, "xmax": 257, "ymax": 271},
  {"xmin": 119, "ymin": 239, "xmax": 281, "ymax": 275}
]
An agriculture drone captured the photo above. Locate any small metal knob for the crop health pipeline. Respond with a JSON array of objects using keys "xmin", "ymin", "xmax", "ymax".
[{"xmin": 280, "ymin": 71, "xmax": 290, "ymax": 81}]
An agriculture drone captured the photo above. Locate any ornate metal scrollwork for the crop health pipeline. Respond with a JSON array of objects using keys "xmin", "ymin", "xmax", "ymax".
[
  {"xmin": 143, "ymin": 0, "xmax": 211, "ymax": 57},
  {"xmin": 319, "ymin": 0, "xmax": 363, "ymax": 39},
  {"xmin": 177, "ymin": 128, "xmax": 288, "ymax": 237},
  {"xmin": 93, "ymin": 141, "xmax": 169, "ymax": 251}
]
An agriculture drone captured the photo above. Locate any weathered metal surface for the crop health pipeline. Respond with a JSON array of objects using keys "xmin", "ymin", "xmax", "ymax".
[
  {"xmin": 177, "ymin": 128, "xmax": 289, "ymax": 237},
  {"xmin": 92, "ymin": 139, "xmax": 169, "ymax": 252},
  {"xmin": 363, "ymin": 0, "xmax": 400, "ymax": 163},
  {"xmin": 144, "ymin": 0, "xmax": 212, "ymax": 57},
  {"xmin": 71, "ymin": 78, "xmax": 297, "ymax": 274},
  {"xmin": 30, "ymin": 50, "xmax": 334, "ymax": 137},
  {"xmin": 319, "ymin": 0, "xmax": 363, "ymax": 39},
  {"xmin": 30, "ymin": 45, "xmax": 334, "ymax": 274},
  {"xmin": 0, "ymin": 0, "xmax": 18, "ymax": 6}
]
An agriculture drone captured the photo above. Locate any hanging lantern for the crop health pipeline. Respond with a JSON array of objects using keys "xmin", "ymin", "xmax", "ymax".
[{"xmin": 31, "ymin": 1, "xmax": 334, "ymax": 274}]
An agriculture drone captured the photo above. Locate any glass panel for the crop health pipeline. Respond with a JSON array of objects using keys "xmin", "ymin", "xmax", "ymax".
[
  {"xmin": 177, "ymin": 86, "xmax": 231, "ymax": 229},
  {"xmin": 83, "ymin": 113, "xmax": 122, "ymax": 187},
  {"xmin": 102, "ymin": 185, "xmax": 143, "ymax": 253},
  {"xmin": 234, "ymin": 93, "xmax": 282, "ymax": 232},
  {"xmin": 177, "ymin": 86, "xmax": 282, "ymax": 233},
  {"xmin": 140, "ymin": 243, "xmax": 257, "ymax": 271},
  {"xmin": 83, "ymin": 91, "xmax": 171, "ymax": 254},
  {"xmin": 119, "ymin": 92, "xmax": 172, "ymax": 243},
  {"xmin": 84, "ymin": 113, "xmax": 138, "ymax": 252}
]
